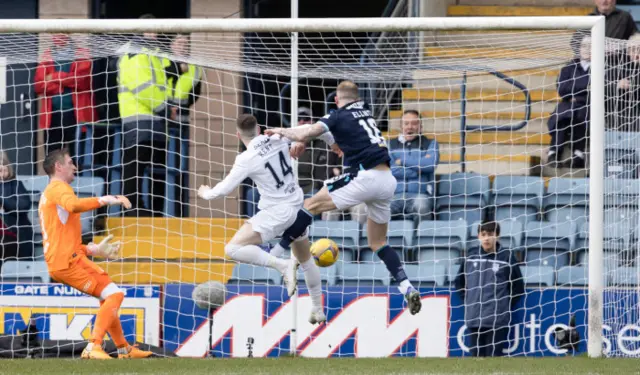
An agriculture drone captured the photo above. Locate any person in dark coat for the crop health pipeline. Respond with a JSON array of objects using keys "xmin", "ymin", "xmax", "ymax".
[
  {"xmin": 547, "ymin": 36, "xmax": 591, "ymax": 169},
  {"xmin": 0, "ymin": 151, "xmax": 34, "ymax": 271},
  {"xmin": 611, "ymin": 34, "xmax": 640, "ymax": 132},
  {"xmin": 454, "ymin": 221, "xmax": 524, "ymax": 357}
]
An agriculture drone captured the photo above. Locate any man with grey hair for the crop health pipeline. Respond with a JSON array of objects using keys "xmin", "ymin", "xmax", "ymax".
[{"xmin": 591, "ymin": 0, "xmax": 636, "ymax": 40}]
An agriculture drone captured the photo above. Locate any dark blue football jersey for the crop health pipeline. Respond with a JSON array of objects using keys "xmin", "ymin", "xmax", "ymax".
[{"xmin": 318, "ymin": 100, "xmax": 391, "ymax": 172}]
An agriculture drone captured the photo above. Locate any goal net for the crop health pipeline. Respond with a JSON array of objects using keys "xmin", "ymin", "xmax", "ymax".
[{"xmin": 0, "ymin": 17, "xmax": 630, "ymax": 358}]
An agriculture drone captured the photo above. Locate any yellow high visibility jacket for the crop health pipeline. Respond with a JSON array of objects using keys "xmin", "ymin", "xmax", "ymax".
[
  {"xmin": 168, "ymin": 62, "xmax": 202, "ymax": 124},
  {"xmin": 117, "ymin": 49, "xmax": 168, "ymax": 124}
]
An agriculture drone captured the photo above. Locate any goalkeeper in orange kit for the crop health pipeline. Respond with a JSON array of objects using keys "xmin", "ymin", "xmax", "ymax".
[{"xmin": 38, "ymin": 149, "xmax": 152, "ymax": 360}]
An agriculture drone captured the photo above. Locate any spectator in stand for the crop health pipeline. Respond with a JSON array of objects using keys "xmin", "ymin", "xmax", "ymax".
[
  {"xmin": 454, "ymin": 221, "xmax": 524, "ymax": 357},
  {"xmin": 613, "ymin": 34, "xmax": 640, "ymax": 132},
  {"xmin": 591, "ymin": 0, "xmax": 637, "ymax": 40},
  {"xmin": 0, "ymin": 151, "xmax": 34, "ymax": 271},
  {"xmin": 34, "ymin": 33, "xmax": 97, "ymax": 160},
  {"xmin": 388, "ymin": 110, "xmax": 439, "ymax": 220},
  {"xmin": 118, "ymin": 14, "xmax": 170, "ymax": 217},
  {"xmin": 547, "ymin": 36, "xmax": 591, "ymax": 169},
  {"xmin": 166, "ymin": 34, "xmax": 202, "ymax": 217}
]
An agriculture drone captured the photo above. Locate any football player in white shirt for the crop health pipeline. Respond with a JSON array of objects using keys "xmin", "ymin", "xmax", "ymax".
[{"xmin": 198, "ymin": 114, "xmax": 327, "ymax": 323}]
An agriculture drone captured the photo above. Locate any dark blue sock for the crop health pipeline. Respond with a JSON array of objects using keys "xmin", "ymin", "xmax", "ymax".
[
  {"xmin": 278, "ymin": 208, "xmax": 314, "ymax": 249},
  {"xmin": 376, "ymin": 244, "xmax": 408, "ymax": 282}
]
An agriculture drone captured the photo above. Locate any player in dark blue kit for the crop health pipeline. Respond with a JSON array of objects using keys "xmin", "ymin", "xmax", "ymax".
[{"xmin": 265, "ymin": 81, "xmax": 422, "ymax": 323}]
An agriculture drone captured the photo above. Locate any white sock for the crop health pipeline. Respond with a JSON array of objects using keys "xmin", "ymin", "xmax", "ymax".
[
  {"xmin": 270, "ymin": 243, "xmax": 286, "ymax": 258},
  {"xmin": 85, "ymin": 342, "xmax": 94, "ymax": 351},
  {"xmin": 226, "ymin": 244, "xmax": 287, "ymax": 273},
  {"xmin": 117, "ymin": 346, "xmax": 129, "ymax": 355},
  {"xmin": 398, "ymin": 279, "xmax": 413, "ymax": 295},
  {"xmin": 299, "ymin": 257, "xmax": 322, "ymax": 309}
]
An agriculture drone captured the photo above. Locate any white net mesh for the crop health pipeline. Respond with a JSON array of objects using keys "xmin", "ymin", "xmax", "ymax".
[{"xmin": 0, "ymin": 24, "xmax": 635, "ymax": 358}]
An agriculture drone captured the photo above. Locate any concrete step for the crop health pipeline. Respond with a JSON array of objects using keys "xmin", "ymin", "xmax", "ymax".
[
  {"xmin": 435, "ymin": 152, "xmax": 539, "ymax": 176},
  {"xmin": 412, "ymin": 69, "xmax": 561, "ymax": 91},
  {"xmin": 424, "ymin": 46, "xmax": 572, "ymax": 61},
  {"xmin": 383, "ymin": 130, "xmax": 550, "ymax": 146},
  {"xmin": 399, "ymin": 100, "xmax": 557, "ymax": 116},
  {"xmin": 105, "ymin": 217, "xmax": 244, "ymax": 238},
  {"xmin": 93, "ymin": 235, "xmax": 227, "ymax": 260},
  {"xmin": 402, "ymin": 87, "xmax": 560, "ymax": 102},
  {"xmin": 95, "ymin": 261, "xmax": 235, "ymax": 284},
  {"xmin": 446, "ymin": 5, "xmax": 592, "ymax": 17},
  {"xmin": 388, "ymin": 116, "xmax": 549, "ymax": 135}
]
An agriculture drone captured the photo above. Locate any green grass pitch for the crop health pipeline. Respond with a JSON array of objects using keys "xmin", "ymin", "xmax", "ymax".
[{"xmin": 0, "ymin": 357, "xmax": 638, "ymax": 375}]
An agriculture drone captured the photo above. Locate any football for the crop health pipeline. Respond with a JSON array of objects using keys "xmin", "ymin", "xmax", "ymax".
[{"xmin": 310, "ymin": 238, "xmax": 339, "ymax": 267}]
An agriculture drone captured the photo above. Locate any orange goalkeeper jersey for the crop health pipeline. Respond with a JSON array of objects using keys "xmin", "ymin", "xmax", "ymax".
[{"xmin": 39, "ymin": 179, "xmax": 101, "ymax": 272}]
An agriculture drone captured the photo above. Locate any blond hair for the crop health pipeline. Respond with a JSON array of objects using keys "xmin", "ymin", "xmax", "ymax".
[
  {"xmin": 337, "ymin": 80, "xmax": 359, "ymax": 102},
  {"xmin": 0, "ymin": 151, "xmax": 15, "ymax": 180}
]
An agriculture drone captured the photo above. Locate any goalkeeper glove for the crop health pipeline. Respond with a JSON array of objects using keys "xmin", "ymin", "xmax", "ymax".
[
  {"xmin": 99, "ymin": 195, "xmax": 132, "ymax": 209},
  {"xmin": 87, "ymin": 234, "xmax": 122, "ymax": 260}
]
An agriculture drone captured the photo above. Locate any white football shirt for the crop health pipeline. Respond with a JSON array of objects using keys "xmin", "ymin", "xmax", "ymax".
[{"xmin": 201, "ymin": 135, "xmax": 303, "ymax": 210}]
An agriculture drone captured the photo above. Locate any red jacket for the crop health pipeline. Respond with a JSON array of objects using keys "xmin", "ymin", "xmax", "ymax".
[{"xmin": 34, "ymin": 47, "xmax": 97, "ymax": 129}]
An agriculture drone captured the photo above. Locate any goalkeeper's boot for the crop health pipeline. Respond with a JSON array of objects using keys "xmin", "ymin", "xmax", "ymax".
[
  {"xmin": 283, "ymin": 258, "xmax": 298, "ymax": 297},
  {"xmin": 118, "ymin": 345, "xmax": 153, "ymax": 359},
  {"xmin": 81, "ymin": 345, "xmax": 113, "ymax": 360},
  {"xmin": 405, "ymin": 287, "xmax": 422, "ymax": 315},
  {"xmin": 309, "ymin": 308, "xmax": 327, "ymax": 325}
]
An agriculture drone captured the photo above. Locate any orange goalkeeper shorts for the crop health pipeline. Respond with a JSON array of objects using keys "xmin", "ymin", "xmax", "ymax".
[{"xmin": 50, "ymin": 255, "xmax": 113, "ymax": 298}]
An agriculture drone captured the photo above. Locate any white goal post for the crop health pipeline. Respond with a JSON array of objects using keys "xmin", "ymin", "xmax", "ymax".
[{"xmin": 0, "ymin": 15, "xmax": 606, "ymax": 358}]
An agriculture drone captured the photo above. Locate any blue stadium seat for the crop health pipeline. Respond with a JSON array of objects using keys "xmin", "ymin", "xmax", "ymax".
[
  {"xmin": 415, "ymin": 249, "xmax": 458, "ymax": 268},
  {"xmin": 72, "ymin": 176, "xmax": 105, "ymax": 235},
  {"xmin": 575, "ymin": 211, "xmax": 635, "ymax": 254},
  {"xmin": 359, "ymin": 220, "xmax": 413, "ymax": 261},
  {"xmin": 469, "ymin": 220, "xmax": 524, "ymax": 250},
  {"xmin": 524, "ymin": 221, "xmax": 576, "ymax": 269},
  {"xmin": 435, "ymin": 173, "xmax": 490, "ymax": 224},
  {"xmin": 404, "ymin": 264, "xmax": 447, "ymax": 287},
  {"xmin": 604, "ymin": 179, "xmax": 640, "ymax": 208},
  {"xmin": 577, "ymin": 250, "xmax": 627, "ymax": 269},
  {"xmin": 493, "ymin": 176, "xmax": 544, "ymax": 225},
  {"xmin": 520, "ymin": 265, "xmax": 555, "ymax": 287},
  {"xmin": 227, "ymin": 264, "xmax": 282, "ymax": 285},
  {"xmin": 544, "ymin": 178, "xmax": 589, "ymax": 225},
  {"xmin": 0, "ymin": 260, "xmax": 50, "ymax": 283},
  {"xmin": 337, "ymin": 262, "xmax": 391, "ymax": 286},
  {"xmin": 309, "ymin": 221, "xmax": 360, "ymax": 251},
  {"xmin": 16, "ymin": 175, "xmax": 49, "ymax": 202},
  {"xmin": 416, "ymin": 220, "xmax": 467, "ymax": 253},
  {"xmin": 612, "ymin": 267, "xmax": 640, "ymax": 285},
  {"xmin": 605, "ymin": 131, "xmax": 640, "ymax": 178},
  {"xmin": 556, "ymin": 266, "xmax": 588, "ymax": 286},
  {"xmin": 447, "ymin": 263, "xmax": 463, "ymax": 285},
  {"xmin": 297, "ymin": 263, "xmax": 338, "ymax": 286}
]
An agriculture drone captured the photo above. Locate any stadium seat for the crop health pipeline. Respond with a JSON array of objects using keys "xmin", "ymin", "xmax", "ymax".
[
  {"xmin": 523, "ymin": 221, "xmax": 576, "ymax": 269},
  {"xmin": 227, "ymin": 263, "xmax": 281, "ymax": 285},
  {"xmin": 556, "ymin": 266, "xmax": 588, "ymax": 286},
  {"xmin": 338, "ymin": 262, "xmax": 391, "ymax": 286},
  {"xmin": 309, "ymin": 220, "xmax": 360, "ymax": 251},
  {"xmin": 604, "ymin": 179, "xmax": 640, "ymax": 209},
  {"xmin": 493, "ymin": 176, "xmax": 544, "ymax": 225},
  {"xmin": 469, "ymin": 220, "xmax": 524, "ymax": 250},
  {"xmin": 16, "ymin": 175, "xmax": 49, "ymax": 202},
  {"xmin": 359, "ymin": 220, "xmax": 413, "ymax": 261},
  {"xmin": 575, "ymin": 211, "xmax": 635, "ymax": 254},
  {"xmin": 403, "ymin": 264, "xmax": 447, "ymax": 287},
  {"xmin": 577, "ymin": 250, "xmax": 629, "ymax": 269},
  {"xmin": 72, "ymin": 176, "xmax": 105, "ymax": 235},
  {"xmin": 543, "ymin": 178, "xmax": 589, "ymax": 224},
  {"xmin": 297, "ymin": 263, "xmax": 338, "ymax": 286},
  {"xmin": 416, "ymin": 220, "xmax": 467, "ymax": 253},
  {"xmin": 435, "ymin": 173, "xmax": 490, "ymax": 224},
  {"xmin": 611, "ymin": 267, "xmax": 640, "ymax": 286},
  {"xmin": 0, "ymin": 260, "xmax": 50, "ymax": 283},
  {"xmin": 415, "ymin": 249, "xmax": 457, "ymax": 268},
  {"xmin": 447, "ymin": 263, "xmax": 463, "ymax": 285},
  {"xmin": 605, "ymin": 131, "xmax": 640, "ymax": 178},
  {"xmin": 520, "ymin": 265, "xmax": 555, "ymax": 287}
]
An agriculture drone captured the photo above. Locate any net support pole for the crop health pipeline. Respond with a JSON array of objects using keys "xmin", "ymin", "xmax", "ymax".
[
  {"xmin": 289, "ymin": 0, "xmax": 300, "ymax": 358},
  {"xmin": 588, "ymin": 15, "xmax": 605, "ymax": 359}
]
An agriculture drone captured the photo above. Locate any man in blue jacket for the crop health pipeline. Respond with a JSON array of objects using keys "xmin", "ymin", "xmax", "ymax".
[
  {"xmin": 389, "ymin": 110, "xmax": 439, "ymax": 220},
  {"xmin": 454, "ymin": 221, "xmax": 524, "ymax": 357}
]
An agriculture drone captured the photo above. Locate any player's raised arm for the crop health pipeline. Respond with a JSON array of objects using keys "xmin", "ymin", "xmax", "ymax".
[
  {"xmin": 264, "ymin": 122, "xmax": 328, "ymax": 142},
  {"xmin": 198, "ymin": 159, "xmax": 250, "ymax": 201}
]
